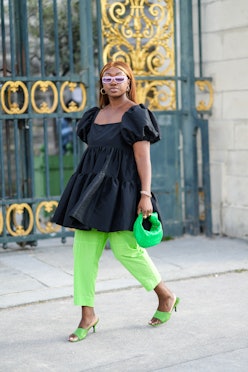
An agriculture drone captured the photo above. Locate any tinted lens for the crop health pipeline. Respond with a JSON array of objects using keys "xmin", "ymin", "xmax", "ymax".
[
  {"xmin": 114, "ymin": 76, "xmax": 126, "ymax": 83},
  {"xmin": 102, "ymin": 77, "xmax": 112, "ymax": 84}
]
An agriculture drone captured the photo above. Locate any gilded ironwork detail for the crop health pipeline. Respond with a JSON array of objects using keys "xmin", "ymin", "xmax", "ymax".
[
  {"xmin": 0, "ymin": 81, "xmax": 29, "ymax": 114},
  {"xmin": 6, "ymin": 203, "xmax": 34, "ymax": 236},
  {"xmin": 60, "ymin": 82, "xmax": 87, "ymax": 112},
  {"xmin": 36, "ymin": 201, "xmax": 61, "ymax": 234},
  {"xmin": 195, "ymin": 80, "xmax": 214, "ymax": 111},
  {"xmin": 136, "ymin": 80, "xmax": 176, "ymax": 110},
  {"xmin": 1, "ymin": 201, "xmax": 63, "ymax": 237},
  {"xmin": 1, "ymin": 80, "xmax": 87, "ymax": 114},
  {"xmin": 31, "ymin": 81, "xmax": 58, "ymax": 114},
  {"xmin": 100, "ymin": 0, "xmax": 175, "ymax": 110},
  {"xmin": 101, "ymin": 0, "xmax": 175, "ymax": 76}
]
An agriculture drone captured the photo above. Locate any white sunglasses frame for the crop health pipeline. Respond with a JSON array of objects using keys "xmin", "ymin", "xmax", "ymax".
[{"xmin": 102, "ymin": 75, "xmax": 128, "ymax": 84}]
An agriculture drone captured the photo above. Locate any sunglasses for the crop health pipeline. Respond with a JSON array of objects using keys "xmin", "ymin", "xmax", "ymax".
[{"xmin": 102, "ymin": 75, "xmax": 128, "ymax": 84}]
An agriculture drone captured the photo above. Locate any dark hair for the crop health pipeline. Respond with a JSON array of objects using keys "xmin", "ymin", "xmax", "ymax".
[{"xmin": 99, "ymin": 61, "xmax": 137, "ymax": 108}]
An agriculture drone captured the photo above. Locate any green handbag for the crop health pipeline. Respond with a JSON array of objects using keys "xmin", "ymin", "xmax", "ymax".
[{"xmin": 133, "ymin": 212, "xmax": 163, "ymax": 248}]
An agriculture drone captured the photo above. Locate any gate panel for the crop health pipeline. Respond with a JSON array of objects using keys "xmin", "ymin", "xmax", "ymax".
[
  {"xmin": 98, "ymin": 0, "xmax": 183, "ymax": 236},
  {"xmin": 97, "ymin": 0, "xmax": 212, "ymax": 237},
  {"xmin": 0, "ymin": 0, "xmax": 95, "ymax": 247},
  {"xmin": 151, "ymin": 114, "xmax": 183, "ymax": 236}
]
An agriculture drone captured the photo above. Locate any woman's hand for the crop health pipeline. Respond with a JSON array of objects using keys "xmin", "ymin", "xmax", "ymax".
[{"xmin": 137, "ymin": 195, "xmax": 153, "ymax": 219}]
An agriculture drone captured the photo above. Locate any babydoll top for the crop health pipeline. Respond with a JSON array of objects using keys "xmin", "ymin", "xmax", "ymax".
[{"xmin": 52, "ymin": 104, "xmax": 161, "ymax": 232}]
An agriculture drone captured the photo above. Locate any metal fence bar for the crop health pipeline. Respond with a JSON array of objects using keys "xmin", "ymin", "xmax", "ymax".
[
  {"xmin": 67, "ymin": 0, "xmax": 74, "ymax": 74},
  {"xmin": 9, "ymin": 0, "xmax": 15, "ymax": 75},
  {"xmin": 199, "ymin": 119, "xmax": 212, "ymax": 236},
  {"xmin": 38, "ymin": 0, "xmax": 45, "ymax": 77},
  {"xmin": 52, "ymin": 0, "xmax": 60, "ymax": 75},
  {"xmin": 0, "ymin": 0, "xmax": 6, "ymax": 75},
  {"xmin": 179, "ymin": 0, "xmax": 200, "ymax": 235}
]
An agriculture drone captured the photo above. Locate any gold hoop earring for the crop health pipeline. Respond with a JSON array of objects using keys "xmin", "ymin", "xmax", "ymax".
[{"xmin": 100, "ymin": 88, "xmax": 106, "ymax": 95}]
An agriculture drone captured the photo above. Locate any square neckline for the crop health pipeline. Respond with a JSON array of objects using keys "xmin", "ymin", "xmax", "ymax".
[
  {"xmin": 93, "ymin": 104, "xmax": 139, "ymax": 126},
  {"xmin": 93, "ymin": 122, "xmax": 121, "ymax": 126}
]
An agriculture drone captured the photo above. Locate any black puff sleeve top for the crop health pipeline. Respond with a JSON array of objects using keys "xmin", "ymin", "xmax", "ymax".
[{"xmin": 52, "ymin": 104, "xmax": 161, "ymax": 232}]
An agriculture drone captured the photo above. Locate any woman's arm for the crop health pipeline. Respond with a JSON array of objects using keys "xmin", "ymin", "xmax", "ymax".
[{"xmin": 133, "ymin": 141, "xmax": 153, "ymax": 218}]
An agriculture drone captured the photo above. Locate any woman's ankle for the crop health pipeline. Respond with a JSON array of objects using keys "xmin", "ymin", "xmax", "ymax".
[
  {"xmin": 79, "ymin": 306, "xmax": 97, "ymax": 328},
  {"xmin": 153, "ymin": 282, "xmax": 175, "ymax": 312}
]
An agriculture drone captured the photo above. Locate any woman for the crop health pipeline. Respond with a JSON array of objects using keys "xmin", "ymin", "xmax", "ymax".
[{"xmin": 52, "ymin": 61, "xmax": 180, "ymax": 342}]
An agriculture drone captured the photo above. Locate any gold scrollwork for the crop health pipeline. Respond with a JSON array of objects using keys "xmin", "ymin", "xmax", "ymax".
[
  {"xmin": 35, "ymin": 201, "xmax": 61, "ymax": 234},
  {"xmin": 0, "ymin": 210, "xmax": 3, "ymax": 234},
  {"xmin": 31, "ymin": 80, "xmax": 58, "ymax": 113},
  {"xmin": 195, "ymin": 80, "xmax": 214, "ymax": 111},
  {"xmin": 60, "ymin": 82, "xmax": 87, "ymax": 112},
  {"xmin": 101, "ymin": 0, "xmax": 175, "ymax": 76},
  {"xmin": 136, "ymin": 80, "xmax": 176, "ymax": 110},
  {"xmin": 6, "ymin": 203, "xmax": 34, "ymax": 236},
  {"xmin": 0, "ymin": 81, "xmax": 29, "ymax": 114}
]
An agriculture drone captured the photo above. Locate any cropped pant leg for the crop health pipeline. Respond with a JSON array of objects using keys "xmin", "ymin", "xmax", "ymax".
[
  {"xmin": 73, "ymin": 229, "xmax": 107, "ymax": 307},
  {"xmin": 109, "ymin": 231, "xmax": 161, "ymax": 291}
]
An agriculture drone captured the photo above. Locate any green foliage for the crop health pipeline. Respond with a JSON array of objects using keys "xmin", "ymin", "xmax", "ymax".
[{"xmin": 28, "ymin": 0, "xmax": 81, "ymax": 76}]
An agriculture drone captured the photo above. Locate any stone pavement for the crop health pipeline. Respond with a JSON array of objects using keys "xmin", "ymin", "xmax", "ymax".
[{"xmin": 0, "ymin": 235, "xmax": 248, "ymax": 371}]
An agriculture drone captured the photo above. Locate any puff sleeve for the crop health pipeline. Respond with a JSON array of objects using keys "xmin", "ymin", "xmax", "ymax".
[
  {"xmin": 121, "ymin": 104, "xmax": 161, "ymax": 145},
  {"xmin": 77, "ymin": 107, "xmax": 100, "ymax": 143}
]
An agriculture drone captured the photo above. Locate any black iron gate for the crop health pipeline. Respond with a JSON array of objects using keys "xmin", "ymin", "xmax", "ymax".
[
  {"xmin": 0, "ymin": 0, "xmax": 213, "ymax": 248},
  {"xmin": 0, "ymin": 0, "xmax": 96, "ymax": 247}
]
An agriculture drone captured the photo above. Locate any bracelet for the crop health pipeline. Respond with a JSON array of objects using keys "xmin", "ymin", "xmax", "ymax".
[{"xmin": 140, "ymin": 190, "xmax": 152, "ymax": 198}]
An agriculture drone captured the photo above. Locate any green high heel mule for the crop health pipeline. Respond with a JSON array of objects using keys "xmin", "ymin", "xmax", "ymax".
[
  {"xmin": 149, "ymin": 297, "xmax": 180, "ymax": 327},
  {"xmin": 68, "ymin": 318, "xmax": 99, "ymax": 342}
]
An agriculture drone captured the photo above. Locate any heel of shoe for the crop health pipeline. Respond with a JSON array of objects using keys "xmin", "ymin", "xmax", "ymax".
[
  {"xmin": 174, "ymin": 297, "xmax": 180, "ymax": 312},
  {"xmin": 92, "ymin": 318, "xmax": 99, "ymax": 333}
]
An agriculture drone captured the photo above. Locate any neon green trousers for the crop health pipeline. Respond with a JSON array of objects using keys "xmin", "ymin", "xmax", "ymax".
[{"xmin": 73, "ymin": 229, "xmax": 161, "ymax": 306}]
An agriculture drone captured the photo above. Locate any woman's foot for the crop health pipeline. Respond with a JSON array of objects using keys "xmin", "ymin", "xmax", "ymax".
[
  {"xmin": 69, "ymin": 306, "xmax": 98, "ymax": 342},
  {"xmin": 149, "ymin": 281, "xmax": 178, "ymax": 326},
  {"xmin": 68, "ymin": 317, "xmax": 99, "ymax": 342}
]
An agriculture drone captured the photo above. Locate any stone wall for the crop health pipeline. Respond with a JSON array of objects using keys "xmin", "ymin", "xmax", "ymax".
[{"xmin": 199, "ymin": 0, "xmax": 248, "ymax": 239}]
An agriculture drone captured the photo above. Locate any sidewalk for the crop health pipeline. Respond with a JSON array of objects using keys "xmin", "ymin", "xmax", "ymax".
[
  {"xmin": 0, "ymin": 235, "xmax": 248, "ymax": 371},
  {"xmin": 1, "ymin": 235, "xmax": 247, "ymax": 309}
]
